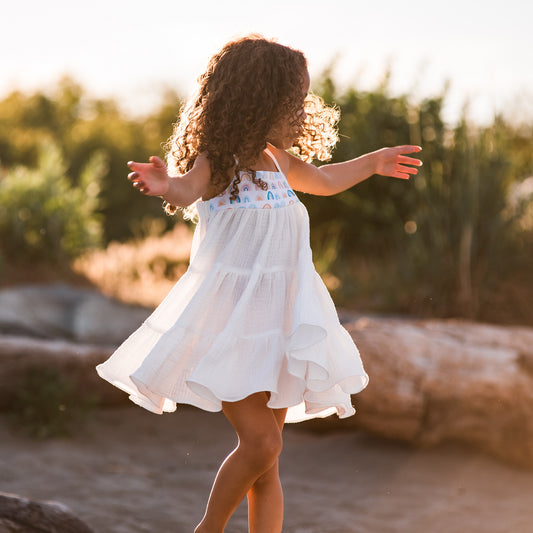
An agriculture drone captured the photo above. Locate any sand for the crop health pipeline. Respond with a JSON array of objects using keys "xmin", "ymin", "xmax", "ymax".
[{"xmin": 1, "ymin": 406, "xmax": 532, "ymax": 533}]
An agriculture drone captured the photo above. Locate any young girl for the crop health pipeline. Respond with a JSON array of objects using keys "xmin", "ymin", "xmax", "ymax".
[{"xmin": 96, "ymin": 36, "xmax": 421, "ymax": 532}]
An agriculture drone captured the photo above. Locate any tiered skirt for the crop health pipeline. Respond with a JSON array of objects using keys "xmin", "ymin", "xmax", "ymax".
[{"xmin": 96, "ymin": 201, "xmax": 368, "ymax": 422}]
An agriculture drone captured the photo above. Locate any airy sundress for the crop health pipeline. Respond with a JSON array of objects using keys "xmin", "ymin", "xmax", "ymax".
[{"xmin": 96, "ymin": 148, "xmax": 368, "ymax": 422}]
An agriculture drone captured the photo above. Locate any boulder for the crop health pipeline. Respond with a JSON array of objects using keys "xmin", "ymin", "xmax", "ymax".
[
  {"xmin": 0, "ymin": 335, "xmax": 121, "ymax": 410},
  {"xmin": 0, "ymin": 492, "xmax": 94, "ymax": 533},
  {"xmin": 2, "ymin": 282, "xmax": 533, "ymax": 468},
  {"xmin": 0, "ymin": 284, "xmax": 150, "ymax": 345},
  {"xmin": 342, "ymin": 317, "xmax": 533, "ymax": 468}
]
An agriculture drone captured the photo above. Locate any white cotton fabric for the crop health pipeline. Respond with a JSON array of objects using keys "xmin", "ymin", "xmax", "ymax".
[{"xmin": 96, "ymin": 150, "xmax": 369, "ymax": 422}]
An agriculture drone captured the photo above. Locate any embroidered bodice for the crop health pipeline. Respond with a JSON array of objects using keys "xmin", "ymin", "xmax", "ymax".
[{"xmin": 201, "ymin": 148, "xmax": 300, "ymax": 213}]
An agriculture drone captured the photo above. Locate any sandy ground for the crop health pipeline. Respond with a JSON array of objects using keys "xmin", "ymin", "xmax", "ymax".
[{"xmin": 1, "ymin": 406, "xmax": 533, "ymax": 533}]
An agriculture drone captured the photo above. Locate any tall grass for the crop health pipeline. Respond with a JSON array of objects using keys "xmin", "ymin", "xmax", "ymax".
[
  {"xmin": 73, "ymin": 221, "xmax": 193, "ymax": 307},
  {"xmin": 1, "ymin": 77, "xmax": 532, "ymax": 323},
  {"xmin": 308, "ymin": 77, "xmax": 533, "ymax": 323}
]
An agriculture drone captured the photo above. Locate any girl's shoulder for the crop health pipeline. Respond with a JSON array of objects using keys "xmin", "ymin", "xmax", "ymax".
[
  {"xmin": 198, "ymin": 152, "xmax": 236, "ymax": 202},
  {"xmin": 265, "ymin": 144, "xmax": 290, "ymax": 176}
]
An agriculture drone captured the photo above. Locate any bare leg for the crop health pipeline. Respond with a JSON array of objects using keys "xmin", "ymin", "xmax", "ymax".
[
  {"xmin": 247, "ymin": 407, "xmax": 286, "ymax": 533},
  {"xmin": 194, "ymin": 392, "xmax": 284, "ymax": 533}
]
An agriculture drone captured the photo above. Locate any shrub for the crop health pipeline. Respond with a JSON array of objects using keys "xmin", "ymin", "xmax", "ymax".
[
  {"xmin": 8, "ymin": 367, "xmax": 99, "ymax": 439},
  {"xmin": 307, "ymin": 76, "xmax": 533, "ymax": 322},
  {"xmin": 0, "ymin": 140, "xmax": 105, "ymax": 265}
]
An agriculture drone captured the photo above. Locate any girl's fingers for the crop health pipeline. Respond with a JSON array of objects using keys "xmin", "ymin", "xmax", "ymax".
[
  {"xmin": 398, "ymin": 155, "xmax": 423, "ymax": 166},
  {"xmin": 394, "ymin": 172, "xmax": 410, "ymax": 180},
  {"xmin": 149, "ymin": 155, "xmax": 166, "ymax": 168},
  {"xmin": 393, "ymin": 165, "xmax": 419, "ymax": 179},
  {"xmin": 398, "ymin": 145, "xmax": 422, "ymax": 153},
  {"xmin": 128, "ymin": 171, "xmax": 139, "ymax": 181},
  {"xmin": 398, "ymin": 165, "xmax": 419, "ymax": 175}
]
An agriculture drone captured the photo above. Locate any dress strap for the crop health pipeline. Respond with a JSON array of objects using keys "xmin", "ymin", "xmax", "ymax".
[{"xmin": 264, "ymin": 146, "xmax": 283, "ymax": 174}]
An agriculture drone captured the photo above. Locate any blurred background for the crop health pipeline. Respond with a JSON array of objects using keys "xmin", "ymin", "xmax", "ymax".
[
  {"xmin": 2, "ymin": 3, "xmax": 533, "ymax": 531},
  {"xmin": 2, "ymin": 0, "xmax": 533, "ymax": 324}
]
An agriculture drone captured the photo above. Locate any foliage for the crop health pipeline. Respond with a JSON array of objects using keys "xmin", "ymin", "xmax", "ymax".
[
  {"xmin": 396, "ymin": 117, "xmax": 531, "ymax": 318},
  {"xmin": 0, "ymin": 140, "xmax": 105, "ymax": 264},
  {"xmin": 8, "ymin": 367, "xmax": 99, "ymax": 439},
  {"xmin": 0, "ymin": 78, "xmax": 180, "ymax": 241},
  {"xmin": 73, "ymin": 222, "xmax": 192, "ymax": 308},
  {"xmin": 1, "ymin": 76, "xmax": 533, "ymax": 323},
  {"xmin": 307, "ymin": 73, "xmax": 533, "ymax": 322}
]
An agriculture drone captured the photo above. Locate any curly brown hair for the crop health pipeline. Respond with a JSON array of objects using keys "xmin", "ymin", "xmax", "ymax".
[{"xmin": 164, "ymin": 35, "xmax": 339, "ymax": 217}]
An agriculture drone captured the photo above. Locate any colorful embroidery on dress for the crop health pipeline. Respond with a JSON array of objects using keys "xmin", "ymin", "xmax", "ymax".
[{"xmin": 204, "ymin": 171, "xmax": 299, "ymax": 213}]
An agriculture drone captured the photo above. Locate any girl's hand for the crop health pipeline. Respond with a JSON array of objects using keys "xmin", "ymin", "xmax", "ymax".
[
  {"xmin": 127, "ymin": 156, "xmax": 170, "ymax": 196},
  {"xmin": 374, "ymin": 145, "xmax": 422, "ymax": 180}
]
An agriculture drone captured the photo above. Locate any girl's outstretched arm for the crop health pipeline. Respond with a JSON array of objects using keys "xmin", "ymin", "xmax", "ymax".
[
  {"xmin": 127, "ymin": 154, "xmax": 212, "ymax": 207},
  {"xmin": 283, "ymin": 145, "xmax": 422, "ymax": 196}
]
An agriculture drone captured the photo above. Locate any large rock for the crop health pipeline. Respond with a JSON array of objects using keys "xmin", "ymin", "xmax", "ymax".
[
  {"xmin": 343, "ymin": 317, "xmax": 533, "ymax": 467},
  {"xmin": 0, "ymin": 284, "xmax": 150, "ymax": 345},
  {"xmin": 0, "ymin": 492, "xmax": 94, "ymax": 533},
  {"xmin": 2, "ymin": 282, "xmax": 533, "ymax": 468},
  {"xmin": 0, "ymin": 284, "xmax": 148, "ymax": 409},
  {"xmin": 0, "ymin": 335, "xmax": 120, "ymax": 410}
]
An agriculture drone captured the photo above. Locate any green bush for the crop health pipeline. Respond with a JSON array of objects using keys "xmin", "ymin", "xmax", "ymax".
[
  {"xmin": 307, "ymin": 75, "xmax": 533, "ymax": 321},
  {"xmin": 1, "ymin": 76, "xmax": 533, "ymax": 323},
  {"xmin": 0, "ymin": 79, "xmax": 179, "ymax": 242},
  {"xmin": 8, "ymin": 367, "xmax": 99, "ymax": 439},
  {"xmin": 0, "ymin": 140, "xmax": 105, "ymax": 264}
]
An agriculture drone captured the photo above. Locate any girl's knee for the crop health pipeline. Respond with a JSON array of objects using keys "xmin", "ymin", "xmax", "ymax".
[
  {"xmin": 262, "ymin": 431, "xmax": 283, "ymax": 460},
  {"xmin": 254, "ymin": 430, "xmax": 283, "ymax": 461},
  {"xmin": 240, "ymin": 430, "xmax": 283, "ymax": 469}
]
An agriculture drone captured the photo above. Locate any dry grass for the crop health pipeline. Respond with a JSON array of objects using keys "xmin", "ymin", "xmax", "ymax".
[
  {"xmin": 73, "ymin": 224, "xmax": 193, "ymax": 308},
  {"xmin": 4, "ymin": 220, "xmax": 532, "ymax": 325}
]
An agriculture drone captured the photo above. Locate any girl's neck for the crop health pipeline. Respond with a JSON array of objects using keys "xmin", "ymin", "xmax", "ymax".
[{"xmin": 249, "ymin": 145, "xmax": 278, "ymax": 173}]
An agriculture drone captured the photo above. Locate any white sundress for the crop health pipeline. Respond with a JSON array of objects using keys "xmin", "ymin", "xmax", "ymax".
[{"xmin": 96, "ymin": 148, "xmax": 368, "ymax": 422}]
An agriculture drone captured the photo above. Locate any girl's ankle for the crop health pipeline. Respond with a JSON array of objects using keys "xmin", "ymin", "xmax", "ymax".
[{"xmin": 194, "ymin": 522, "xmax": 222, "ymax": 533}]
